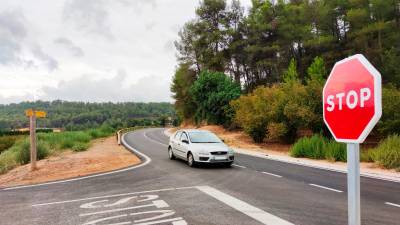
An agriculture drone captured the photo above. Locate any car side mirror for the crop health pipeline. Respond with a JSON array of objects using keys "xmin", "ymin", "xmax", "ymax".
[
  {"xmin": 182, "ymin": 139, "xmax": 189, "ymax": 144},
  {"xmin": 222, "ymin": 139, "xmax": 225, "ymax": 142}
]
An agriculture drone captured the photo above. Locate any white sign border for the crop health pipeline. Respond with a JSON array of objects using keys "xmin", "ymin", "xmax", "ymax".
[{"xmin": 323, "ymin": 54, "xmax": 382, "ymax": 143}]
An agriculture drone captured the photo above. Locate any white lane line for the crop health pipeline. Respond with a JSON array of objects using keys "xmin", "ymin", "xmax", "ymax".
[
  {"xmin": 309, "ymin": 184, "xmax": 343, "ymax": 193},
  {"xmin": 385, "ymin": 202, "xmax": 400, "ymax": 208},
  {"xmin": 261, "ymin": 171, "xmax": 282, "ymax": 178},
  {"xmin": 32, "ymin": 187, "xmax": 195, "ymax": 207},
  {"xmin": 3, "ymin": 133, "xmax": 151, "ymax": 191},
  {"xmin": 232, "ymin": 164, "xmax": 246, "ymax": 169},
  {"xmin": 197, "ymin": 186, "xmax": 294, "ymax": 225},
  {"xmin": 144, "ymin": 131, "xmax": 168, "ymax": 147}
]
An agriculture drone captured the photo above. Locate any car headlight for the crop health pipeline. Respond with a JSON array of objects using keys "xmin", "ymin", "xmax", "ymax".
[
  {"xmin": 228, "ymin": 148, "xmax": 234, "ymax": 155},
  {"xmin": 198, "ymin": 150, "xmax": 209, "ymax": 156}
]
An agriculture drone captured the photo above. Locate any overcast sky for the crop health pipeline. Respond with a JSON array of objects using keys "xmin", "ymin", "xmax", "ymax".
[{"xmin": 0, "ymin": 0, "xmax": 251, "ymax": 104}]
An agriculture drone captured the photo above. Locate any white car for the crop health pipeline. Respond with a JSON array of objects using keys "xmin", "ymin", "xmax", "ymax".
[{"xmin": 168, "ymin": 129, "xmax": 234, "ymax": 167}]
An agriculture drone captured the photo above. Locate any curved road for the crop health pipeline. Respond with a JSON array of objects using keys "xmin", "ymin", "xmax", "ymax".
[{"xmin": 0, "ymin": 128, "xmax": 399, "ymax": 225}]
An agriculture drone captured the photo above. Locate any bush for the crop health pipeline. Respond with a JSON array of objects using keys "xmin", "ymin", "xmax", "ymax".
[
  {"xmin": 72, "ymin": 142, "xmax": 90, "ymax": 152},
  {"xmin": 0, "ymin": 150, "xmax": 18, "ymax": 174},
  {"xmin": 371, "ymin": 135, "xmax": 400, "ymax": 170},
  {"xmin": 14, "ymin": 139, "xmax": 49, "ymax": 164},
  {"xmin": 290, "ymin": 134, "xmax": 325, "ymax": 159},
  {"xmin": 290, "ymin": 135, "xmax": 346, "ymax": 162},
  {"xmin": 325, "ymin": 140, "xmax": 346, "ymax": 162},
  {"xmin": 0, "ymin": 136, "xmax": 20, "ymax": 154}
]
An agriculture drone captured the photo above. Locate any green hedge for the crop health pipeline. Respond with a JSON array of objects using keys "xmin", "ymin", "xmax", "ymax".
[{"xmin": 371, "ymin": 135, "xmax": 400, "ymax": 170}]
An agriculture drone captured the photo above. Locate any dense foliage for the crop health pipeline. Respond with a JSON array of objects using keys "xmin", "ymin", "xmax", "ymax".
[
  {"xmin": 172, "ymin": 0, "xmax": 400, "ymax": 142},
  {"xmin": 0, "ymin": 101, "xmax": 175, "ymax": 131},
  {"xmin": 175, "ymin": 0, "xmax": 400, "ymax": 91},
  {"xmin": 190, "ymin": 71, "xmax": 241, "ymax": 125}
]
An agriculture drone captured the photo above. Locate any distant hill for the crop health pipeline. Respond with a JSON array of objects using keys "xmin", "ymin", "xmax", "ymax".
[{"xmin": 0, "ymin": 100, "xmax": 175, "ymax": 131}]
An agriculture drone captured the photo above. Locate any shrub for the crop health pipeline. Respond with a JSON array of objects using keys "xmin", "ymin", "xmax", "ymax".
[
  {"xmin": 14, "ymin": 139, "xmax": 49, "ymax": 164},
  {"xmin": 72, "ymin": 142, "xmax": 90, "ymax": 152},
  {"xmin": 325, "ymin": 140, "xmax": 346, "ymax": 162},
  {"xmin": 291, "ymin": 135, "xmax": 346, "ymax": 162},
  {"xmin": 0, "ymin": 136, "xmax": 20, "ymax": 154},
  {"xmin": 0, "ymin": 150, "xmax": 18, "ymax": 174},
  {"xmin": 290, "ymin": 135, "xmax": 326, "ymax": 159},
  {"xmin": 371, "ymin": 135, "xmax": 400, "ymax": 170}
]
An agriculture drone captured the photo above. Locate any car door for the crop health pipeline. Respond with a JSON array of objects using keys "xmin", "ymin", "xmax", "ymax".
[
  {"xmin": 177, "ymin": 132, "xmax": 190, "ymax": 158},
  {"xmin": 171, "ymin": 131, "xmax": 181, "ymax": 154}
]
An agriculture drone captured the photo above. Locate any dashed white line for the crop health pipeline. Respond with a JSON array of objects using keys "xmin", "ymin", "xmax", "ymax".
[
  {"xmin": 385, "ymin": 202, "xmax": 400, "ymax": 208},
  {"xmin": 196, "ymin": 186, "xmax": 294, "ymax": 225},
  {"xmin": 232, "ymin": 164, "xmax": 246, "ymax": 169},
  {"xmin": 261, "ymin": 171, "xmax": 282, "ymax": 178},
  {"xmin": 309, "ymin": 184, "xmax": 343, "ymax": 193}
]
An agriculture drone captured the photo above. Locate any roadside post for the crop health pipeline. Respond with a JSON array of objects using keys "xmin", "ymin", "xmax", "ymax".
[
  {"xmin": 25, "ymin": 109, "xmax": 47, "ymax": 171},
  {"xmin": 323, "ymin": 54, "xmax": 382, "ymax": 225}
]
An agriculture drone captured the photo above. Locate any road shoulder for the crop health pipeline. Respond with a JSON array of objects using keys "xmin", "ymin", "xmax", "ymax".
[{"xmin": 0, "ymin": 136, "xmax": 141, "ymax": 188}]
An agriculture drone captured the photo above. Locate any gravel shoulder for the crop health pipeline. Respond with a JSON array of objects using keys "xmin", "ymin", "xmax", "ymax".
[{"xmin": 0, "ymin": 136, "xmax": 141, "ymax": 188}]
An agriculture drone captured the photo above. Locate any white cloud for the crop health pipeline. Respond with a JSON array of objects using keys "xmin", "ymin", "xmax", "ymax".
[{"xmin": 0, "ymin": 0, "xmax": 253, "ymax": 104}]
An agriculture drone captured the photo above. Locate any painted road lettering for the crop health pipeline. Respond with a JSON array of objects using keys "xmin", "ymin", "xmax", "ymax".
[{"xmin": 80, "ymin": 194, "xmax": 187, "ymax": 225}]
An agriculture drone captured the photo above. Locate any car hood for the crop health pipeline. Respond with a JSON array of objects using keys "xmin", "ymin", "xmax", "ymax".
[{"xmin": 190, "ymin": 143, "xmax": 229, "ymax": 152}]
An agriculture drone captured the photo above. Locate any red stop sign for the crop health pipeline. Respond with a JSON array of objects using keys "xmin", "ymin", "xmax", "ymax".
[{"xmin": 323, "ymin": 54, "xmax": 382, "ymax": 143}]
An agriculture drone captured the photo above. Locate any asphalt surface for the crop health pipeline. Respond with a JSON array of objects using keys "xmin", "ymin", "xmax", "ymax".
[{"xmin": 0, "ymin": 128, "xmax": 399, "ymax": 225}]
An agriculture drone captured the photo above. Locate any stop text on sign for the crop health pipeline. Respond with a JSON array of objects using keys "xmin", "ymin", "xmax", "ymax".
[{"xmin": 326, "ymin": 87, "xmax": 371, "ymax": 111}]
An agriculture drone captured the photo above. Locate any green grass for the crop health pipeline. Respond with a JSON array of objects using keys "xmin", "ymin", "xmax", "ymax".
[
  {"xmin": 370, "ymin": 135, "xmax": 400, "ymax": 170},
  {"xmin": 0, "ymin": 135, "xmax": 22, "ymax": 154},
  {"xmin": 290, "ymin": 135, "xmax": 346, "ymax": 162},
  {"xmin": 0, "ymin": 125, "xmax": 116, "ymax": 174}
]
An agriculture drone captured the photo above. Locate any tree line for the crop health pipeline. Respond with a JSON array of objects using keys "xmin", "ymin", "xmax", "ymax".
[
  {"xmin": 171, "ymin": 0, "xmax": 400, "ymax": 142},
  {"xmin": 0, "ymin": 101, "xmax": 175, "ymax": 131}
]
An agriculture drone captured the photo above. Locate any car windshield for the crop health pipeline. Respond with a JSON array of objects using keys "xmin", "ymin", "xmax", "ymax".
[{"xmin": 188, "ymin": 132, "xmax": 221, "ymax": 143}]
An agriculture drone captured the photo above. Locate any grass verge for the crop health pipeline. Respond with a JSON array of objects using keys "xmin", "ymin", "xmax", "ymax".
[{"xmin": 0, "ymin": 125, "xmax": 115, "ymax": 174}]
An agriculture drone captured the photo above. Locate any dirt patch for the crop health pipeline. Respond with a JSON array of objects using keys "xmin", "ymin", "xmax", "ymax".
[{"xmin": 0, "ymin": 136, "xmax": 141, "ymax": 188}]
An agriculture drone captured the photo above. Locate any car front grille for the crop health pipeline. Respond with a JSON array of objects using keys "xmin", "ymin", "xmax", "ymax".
[{"xmin": 210, "ymin": 151, "xmax": 227, "ymax": 155}]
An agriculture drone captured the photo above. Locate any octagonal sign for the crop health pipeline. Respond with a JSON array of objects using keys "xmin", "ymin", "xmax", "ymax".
[{"xmin": 323, "ymin": 54, "xmax": 382, "ymax": 143}]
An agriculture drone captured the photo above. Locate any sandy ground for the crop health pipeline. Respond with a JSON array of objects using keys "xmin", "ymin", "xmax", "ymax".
[
  {"xmin": 0, "ymin": 136, "xmax": 141, "ymax": 188},
  {"xmin": 169, "ymin": 125, "xmax": 400, "ymax": 181}
]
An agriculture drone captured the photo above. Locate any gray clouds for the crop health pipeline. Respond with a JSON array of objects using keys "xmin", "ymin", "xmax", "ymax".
[
  {"xmin": 41, "ymin": 71, "xmax": 171, "ymax": 102},
  {"xmin": 54, "ymin": 37, "xmax": 84, "ymax": 57},
  {"xmin": 0, "ymin": 9, "xmax": 58, "ymax": 70}
]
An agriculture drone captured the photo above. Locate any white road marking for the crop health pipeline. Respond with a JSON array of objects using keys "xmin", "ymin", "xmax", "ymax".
[
  {"xmin": 309, "ymin": 184, "xmax": 343, "ymax": 193},
  {"xmin": 3, "ymin": 133, "xmax": 152, "ymax": 191},
  {"xmin": 261, "ymin": 171, "xmax": 282, "ymax": 178},
  {"xmin": 232, "ymin": 164, "xmax": 246, "ymax": 168},
  {"xmin": 79, "ymin": 200, "xmax": 169, "ymax": 217},
  {"xmin": 144, "ymin": 131, "xmax": 168, "ymax": 147},
  {"xmin": 196, "ymin": 186, "xmax": 294, "ymax": 225},
  {"xmin": 134, "ymin": 217, "xmax": 185, "ymax": 225},
  {"xmin": 385, "ymin": 202, "xmax": 400, "ymax": 208},
  {"xmin": 32, "ymin": 187, "xmax": 195, "ymax": 207}
]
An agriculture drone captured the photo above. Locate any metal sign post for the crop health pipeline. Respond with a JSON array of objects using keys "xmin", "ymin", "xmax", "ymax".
[
  {"xmin": 323, "ymin": 54, "xmax": 382, "ymax": 225},
  {"xmin": 347, "ymin": 143, "xmax": 360, "ymax": 225}
]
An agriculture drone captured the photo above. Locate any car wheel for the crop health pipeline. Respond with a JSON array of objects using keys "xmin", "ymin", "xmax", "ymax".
[
  {"xmin": 187, "ymin": 152, "xmax": 196, "ymax": 167},
  {"xmin": 168, "ymin": 147, "xmax": 175, "ymax": 160}
]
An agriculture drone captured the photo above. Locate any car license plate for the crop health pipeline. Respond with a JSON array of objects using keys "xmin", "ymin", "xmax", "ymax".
[{"xmin": 214, "ymin": 156, "xmax": 227, "ymax": 160}]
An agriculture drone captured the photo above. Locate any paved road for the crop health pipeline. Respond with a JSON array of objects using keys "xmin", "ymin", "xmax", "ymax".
[{"xmin": 0, "ymin": 128, "xmax": 399, "ymax": 225}]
